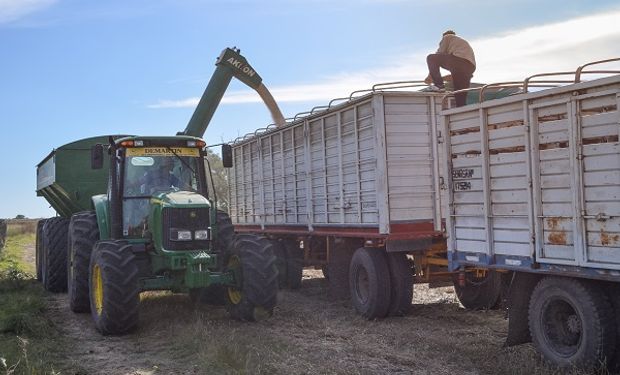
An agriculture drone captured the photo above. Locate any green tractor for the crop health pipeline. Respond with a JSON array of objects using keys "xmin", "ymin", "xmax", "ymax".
[{"xmin": 36, "ymin": 47, "xmax": 285, "ymax": 334}]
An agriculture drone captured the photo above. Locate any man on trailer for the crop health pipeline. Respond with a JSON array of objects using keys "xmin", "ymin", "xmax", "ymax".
[{"xmin": 423, "ymin": 30, "xmax": 476, "ymax": 107}]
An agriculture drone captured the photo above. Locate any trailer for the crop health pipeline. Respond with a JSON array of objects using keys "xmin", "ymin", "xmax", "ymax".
[
  {"xmin": 226, "ymin": 82, "xmax": 517, "ymax": 318},
  {"xmin": 442, "ymin": 58, "xmax": 620, "ymax": 369}
]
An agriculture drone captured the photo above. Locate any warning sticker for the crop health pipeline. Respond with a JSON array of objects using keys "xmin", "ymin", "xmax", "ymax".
[{"xmin": 126, "ymin": 147, "xmax": 200, "ymax": 157}]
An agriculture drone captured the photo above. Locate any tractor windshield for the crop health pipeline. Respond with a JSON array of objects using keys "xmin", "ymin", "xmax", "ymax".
[{"xmin": 121, "ymin": 147, "xmax": 202, "ymax": 237}]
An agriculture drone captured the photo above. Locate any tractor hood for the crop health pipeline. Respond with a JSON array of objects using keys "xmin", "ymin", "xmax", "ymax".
[{"xmin": 154, "ymin": 191, "xmax": 210, "ymax": 207}]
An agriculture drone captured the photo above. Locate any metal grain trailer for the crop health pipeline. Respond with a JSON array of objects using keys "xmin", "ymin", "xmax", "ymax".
[
  {"xmin": 36, "ymin": 135, "xmax": 119, "ymax": 291},
  {"xmin": 442, "ymin": 59, "xmax": 620, "ymax": 370},
  {"xmin": 228, "ymin": 83, "xmax": 490, "ymax": 318}
]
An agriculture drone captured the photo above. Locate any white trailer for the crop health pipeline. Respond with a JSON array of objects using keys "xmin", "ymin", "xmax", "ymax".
[
  {"xmin": 227, "ymin": 84, "xmax": 456, "ymax": 318},
  {"xmin": 226, "ymin": 82, "xmax": 515, "ymax": 318},
  {"xmin": 442, "ymin": 59, "xmax": 620, "ymax": 370}
]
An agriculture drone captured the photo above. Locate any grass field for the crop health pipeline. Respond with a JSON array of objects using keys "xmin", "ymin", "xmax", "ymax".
[
  {"xmin": 0, "ymin": 221, "xmax": 63, "ymax": 375},
  {"xmin": 0, "ymin": 219, "xmax": 609, "ymax": 374}
]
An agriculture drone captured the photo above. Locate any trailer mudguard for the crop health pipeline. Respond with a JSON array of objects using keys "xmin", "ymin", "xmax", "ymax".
[{"xmin": 505, "ymin": 272, "xmax": 541, "ymax": 347}]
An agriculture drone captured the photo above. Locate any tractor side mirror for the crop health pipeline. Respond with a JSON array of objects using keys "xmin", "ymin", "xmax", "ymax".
[
  {"xmin": 91, "ymin": 144, "xmax": 104, "ymax": 169},
  {"xmin": 222, "ymin": 144, "xmax": 233, "ymax": 168}
]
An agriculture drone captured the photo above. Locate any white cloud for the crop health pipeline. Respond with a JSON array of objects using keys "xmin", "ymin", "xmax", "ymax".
[
  {"xmin": 0, "ymin": 0, "xmax": 56, "ymax": 24},
  {"xmin": 149, "ymin": 8, "xmax": 620, "ymax": 109}
]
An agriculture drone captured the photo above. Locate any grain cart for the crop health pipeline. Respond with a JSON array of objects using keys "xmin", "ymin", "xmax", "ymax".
[
  {"xmin": 441, "ymin": 58, "xmax": 620, "ymax": 370},
  {"xmin": 36, "ymin": 47, "xmax": 282, "ymax": 334},
  {"xmin": 224, "ymin": 83, "xmax": 516, "ymax": 318}
]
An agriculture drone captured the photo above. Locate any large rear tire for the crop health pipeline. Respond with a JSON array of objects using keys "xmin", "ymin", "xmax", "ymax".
[
  {"xmin": 349, "ymin": 247, "xmax": 391, "ymax": 319},
  {"xmin": 452, "ymin": 269, "xmax": 502, "ymax": 310},
  {"xmin": 528, "ymin": 276, "xmax": 615, "ymax": 370},
  {"xmin": 35, "ymin": 219, "xmax": 46, "ymax": 282},
  {"xmin": 225, "ymin": 234, "xmax": 278, "ymax": 321},
  {"xmin": 68, "ymin": 212, "xmax": 99, "ymax": 313},
  {"xmin": 89, "ymin": 240, "xmax": 140, "ymax": 335},
  {"xmin": 386, "ymin": 252, "xmax": 413, "ymax": 316},
  {"xmin": 42, "ymin": 217, "xmax": 69, "ymax": 293}
]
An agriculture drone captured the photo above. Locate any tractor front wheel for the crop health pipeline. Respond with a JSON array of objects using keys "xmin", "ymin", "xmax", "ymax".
[
  {"xmin": 89, "ymin": 240, "xmax": 140, "ymax": 335},
  {"xmin": 225, "ymin": 234, "xmax": 278, "ymax": 321}
]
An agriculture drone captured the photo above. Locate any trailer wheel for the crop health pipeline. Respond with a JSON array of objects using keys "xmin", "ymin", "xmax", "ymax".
[
  {"xmin": 283, "ymin": 239, "xmax": 303, "ymax": 289},
  {"xmin": 42, "ymin": 217, "xmax": 69, "ymax": 293},
  {"xmin": 270, "ymin": 240, "xmax": 288, "ymax": 288},
  {"xmin": 68, "ymin": 211, "xmax": 99, "ymax": 313},
  {"xmin": 386, "ymin": 252, "xmax": 413, "ymax": 316},
  {"xmin": 224, "ymin": 234, "xmax": 278, "ymax": 321},
  {"xmin": 452, "ymin": 269, "xmax": 502, "ymax": 310},
  {"xmin": 528, "ymin": 276, "xmax": 615, "ymax": 370},
  {"xmin": 35, "ymin": 219, "xmax": 46, "ymax": 282},
  {"xmin": 190, "ymin": 210, "xmax": 235, "ymax": 306},
  {"xmin": 606, "ymin": 283, "xmax": 620, "ymax": 373},
  {"xmin": 89, "ymin": 240, "xmax": 140, "ymax": 335},
  {"xmin": 349, "ymin": 247, "xmax": 391, "ymax": 319}
]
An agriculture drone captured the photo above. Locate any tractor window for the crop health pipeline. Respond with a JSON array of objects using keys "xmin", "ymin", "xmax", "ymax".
[{"xmin": 121, "ymin": 152, "xmax": 201, "ymax": 238}]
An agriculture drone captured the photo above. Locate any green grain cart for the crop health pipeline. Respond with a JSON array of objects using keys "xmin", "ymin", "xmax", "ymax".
[{"xmin": 35, "ymin": 47, "xmax": 284, "ymax": 334}]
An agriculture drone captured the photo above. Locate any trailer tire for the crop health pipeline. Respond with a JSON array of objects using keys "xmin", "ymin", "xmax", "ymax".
[
  {"xmin": 68, "ymin": 211, "xmax": 99, "ymax": 313},
  {"xmin": 89, "ymin": 240, "xmax": 140, "ymax": 335},
  {"xmin": 606, "ymin": 283, "xmax": 620, "ymax": 373},
  {"xmin": 349, "ymin": 247, "xmax": 391, "ymax": 319},
  {"xmin": 452, "ymin": 269, "xmax": 502, "ymax": 310},
  {"xmin": 225, "ymin": 234, "xmax": 278, "ymax": 321},
  {"xmin": 386, "ymin": 252, "xmax": 413, "ymax": 316},
  {"xmin": 42, "ymin": 217, "xmax": 69, "ymax": 293},
  {"xmin": 528, "ymin": 276, "xmax": 615, "ymax": 370},
  {"xmin": 283, "ymin": 239, "xmax": 303, "ymax": 289},
  {"xmin": 269, "ymin": 240, "xmax": 288, "ymax": 288},
  {"xmin": 35, "ymin": 219, "xmax": 46, "ymax": 282}
]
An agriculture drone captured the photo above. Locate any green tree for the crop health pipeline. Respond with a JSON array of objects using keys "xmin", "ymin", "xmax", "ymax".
[
  {"xmin": 204, "ymin": 148, "xmax": 229, "ymax": 211},
  {"xmin": 14, "ymin": 214, "xmax": 25, "ymax": 220}
]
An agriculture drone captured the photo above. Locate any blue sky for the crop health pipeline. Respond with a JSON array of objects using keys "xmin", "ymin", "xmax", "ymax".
[{"xmin": 1, "ymin": 0, "xmax": 619, "ymax": 219}]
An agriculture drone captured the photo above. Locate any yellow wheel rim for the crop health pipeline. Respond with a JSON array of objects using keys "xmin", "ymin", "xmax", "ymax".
[
  {"xmin": 227, "ymin": 255, "xmax": 243, "ymax": 305},
  {"xmin": 92, "ymin": 264, "xmax": 104, "ymax": 315}
]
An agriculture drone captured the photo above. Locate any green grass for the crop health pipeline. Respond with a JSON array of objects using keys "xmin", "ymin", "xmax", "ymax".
[{"xmin": 0, "ymin": 230, "xmax": 61, "ymax": 375}]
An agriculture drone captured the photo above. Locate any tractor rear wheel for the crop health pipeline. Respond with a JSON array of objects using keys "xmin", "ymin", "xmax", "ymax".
[
  {"xmin": 35, "ymin": 219, "xmax": 46, "ymax": 282},
  {"xmin": 68, "ymin": 211, "xmax": 99, "ymax": 313},
  {"xmin": 349, "ymin": 247, "xmax": 391, "ymax": 319},
  {"xmin": 225, "ymin": 234, "xmax": 278, "ymax": 321},
  {"xmin": 89, "ymin": 240, "xmax": 140, "ymax": 335},
  {"xmin": 42, "ymin": 217, "xmax": 69, "ymax": 292}
]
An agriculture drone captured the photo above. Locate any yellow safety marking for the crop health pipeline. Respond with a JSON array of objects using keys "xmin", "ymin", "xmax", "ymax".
[{"xmin": 92, "ymin": 264, "xmax": 104, "ymax": 316}]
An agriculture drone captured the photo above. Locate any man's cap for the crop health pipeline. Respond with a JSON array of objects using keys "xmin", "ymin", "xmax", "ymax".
[{"xmin": 443, "ymin": 30, "xmax": 456, "ymax": 36}]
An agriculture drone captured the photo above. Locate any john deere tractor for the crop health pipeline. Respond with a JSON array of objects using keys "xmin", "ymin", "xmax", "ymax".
[{"xmin": 35, "ymin": 47, "xmax": 284, "ymax": 334}]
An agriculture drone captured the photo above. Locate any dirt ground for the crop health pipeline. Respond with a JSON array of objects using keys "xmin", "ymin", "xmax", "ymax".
[{"xmin": 22, "ymin": 242, "xmax": 558, "ymax": 375}]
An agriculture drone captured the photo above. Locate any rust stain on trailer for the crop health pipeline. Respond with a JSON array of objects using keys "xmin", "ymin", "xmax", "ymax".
[
  {"xmin": 600, "ymin": 229, "xmax": 620, "ymax": 246},
  {"xmin": 546, "ymin": 217, "xmax": 567, "ymax": 245}
]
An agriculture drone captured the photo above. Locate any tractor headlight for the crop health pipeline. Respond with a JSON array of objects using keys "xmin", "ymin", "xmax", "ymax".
[
  {"xmin": 171, "ymin": 229, "xmax": 192, "ymax": 241},
  {"xmin": 194, "ymin": 230, "xmax": 210, "ymax": 240}
]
